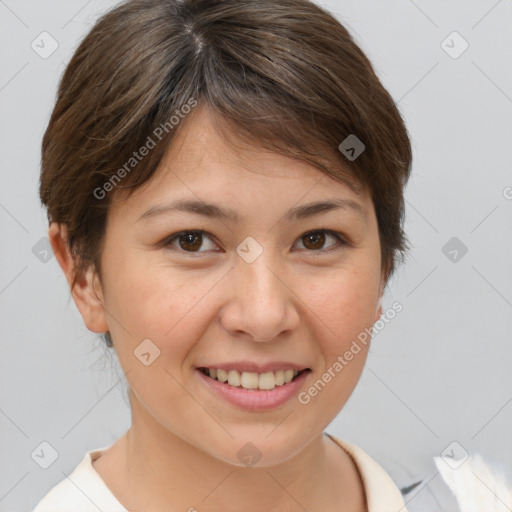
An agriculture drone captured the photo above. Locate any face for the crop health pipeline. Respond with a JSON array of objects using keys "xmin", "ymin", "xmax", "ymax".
[{"xmin": 60, "ymin": 104, "xmax": 384, "ymax": 467}]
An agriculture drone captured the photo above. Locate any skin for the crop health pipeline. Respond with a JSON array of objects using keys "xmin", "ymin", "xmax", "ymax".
[{"xmin": 49, "ymin": 104, "xmax": 386, "ymax": 512}]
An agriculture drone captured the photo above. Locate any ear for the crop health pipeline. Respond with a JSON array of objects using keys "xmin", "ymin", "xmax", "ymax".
[
  {"xmin": 373, "ymin": 273, "xmax": 386, "ymax": 323},
  {"xmin": 48, "ymin": 223, "xmax": 109, "ymax": 334},
  {"xmin": 373, "ymin": 295, "xmax": 383, "ymax": 323}
]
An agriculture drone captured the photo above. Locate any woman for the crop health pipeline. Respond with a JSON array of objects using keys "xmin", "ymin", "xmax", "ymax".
[{"xmin": 33, "ymin": 0, "xmax": 412, "ymax": 510}]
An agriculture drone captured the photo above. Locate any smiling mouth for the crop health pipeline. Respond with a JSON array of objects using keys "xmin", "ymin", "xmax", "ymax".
[{"xmin": 197, "ymin": 367, "xmax": 311, "ymax": 391}]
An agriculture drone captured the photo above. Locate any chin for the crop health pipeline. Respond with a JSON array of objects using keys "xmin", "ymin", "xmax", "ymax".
[{"xmin": 204, "ymin": 433, "xmax": 308, "ymax": 469}]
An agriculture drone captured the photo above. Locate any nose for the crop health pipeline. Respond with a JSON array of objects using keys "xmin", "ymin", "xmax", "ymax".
[{"xmin": 219, "ymin": 253, "xmax": 300, "ymax": 342}]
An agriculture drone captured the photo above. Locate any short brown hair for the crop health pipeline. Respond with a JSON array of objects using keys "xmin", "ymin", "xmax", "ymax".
[{"xmin": 40, "ymin": 0, "xmax": 412, "ymax": 341}]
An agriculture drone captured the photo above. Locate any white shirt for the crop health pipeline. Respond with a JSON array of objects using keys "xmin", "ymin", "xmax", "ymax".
[{"xmin": 33, "ymin": 433, "xmax": 407, "ymax": 511}]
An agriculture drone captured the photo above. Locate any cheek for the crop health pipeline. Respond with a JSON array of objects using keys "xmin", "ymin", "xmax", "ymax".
[
  {"xmin": 296, "ymin": 270, "xmax": 377, "ymax": 419},
  {"xmin": 305, "ymin": 261, "xmax": 380, "ymax": 352},
  {"xmin": 103, "ymin": 251, "xmax": 217, "ymax": 357}
]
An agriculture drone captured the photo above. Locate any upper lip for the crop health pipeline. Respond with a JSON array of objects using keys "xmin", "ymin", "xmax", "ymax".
[{"xmin": 196, "ymin": 362, "xmax": 311, "ymax": 373}]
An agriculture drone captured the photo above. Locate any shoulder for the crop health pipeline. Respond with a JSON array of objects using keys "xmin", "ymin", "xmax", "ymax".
[
  {"xmin": 326, "ymin": 433, "xmax": 408, "ymax": 512},
  {"xmin": 32, "ymin": 446, "xmax": 127, "ymax": 512}
]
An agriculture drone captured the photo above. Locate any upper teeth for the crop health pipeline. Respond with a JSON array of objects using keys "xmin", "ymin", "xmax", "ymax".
[{"xmin": 205, "ymin": 368, "xmax": 301, "ymax": 390}]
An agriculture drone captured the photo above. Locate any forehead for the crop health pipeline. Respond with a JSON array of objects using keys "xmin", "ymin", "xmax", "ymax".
[{"xmin": 112, "ymin": 104, "xmax": 372, "ymax": 218}]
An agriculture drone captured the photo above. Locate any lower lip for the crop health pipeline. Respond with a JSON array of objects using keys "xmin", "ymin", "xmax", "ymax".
[{"xmin": 195, "ymin": 369, "xmax": 310, "ymax": 411}]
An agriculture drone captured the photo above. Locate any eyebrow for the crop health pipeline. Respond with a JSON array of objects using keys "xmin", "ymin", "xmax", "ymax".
[{"xmin": 137, "ymin": 197, "xmax": 368, "ymax": 224}]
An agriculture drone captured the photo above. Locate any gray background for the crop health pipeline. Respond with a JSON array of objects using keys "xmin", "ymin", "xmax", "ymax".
[{"xmin": 1, "ymin": 0, "xmax": 511, "ymax": 510}]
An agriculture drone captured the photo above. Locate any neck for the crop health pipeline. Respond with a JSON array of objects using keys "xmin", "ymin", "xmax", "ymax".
[{"xmin": 96, "ymin": 393, "xmax": 361, "ymax": 511}]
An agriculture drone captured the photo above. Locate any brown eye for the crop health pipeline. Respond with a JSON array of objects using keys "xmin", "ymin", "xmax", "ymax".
[
  {"xmin": 163, "ymin": 229, "xmax": 347, "ymax": 257},
  {"xmin": 165, "ymin": 230, "xmax": 217, "ymax": 253},
  {"xmin": 295, "ymin": 230, "xmax": 345, "ymax": 253},
  {"xmin": 302, "ymin": 231, "xmax": 327, "ymax": 250},
  {"xmin": 178, "ymin": 232, "xmax": 202, "ymax": 251}
]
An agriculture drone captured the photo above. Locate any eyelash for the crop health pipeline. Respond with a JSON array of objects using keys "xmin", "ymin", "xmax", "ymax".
[{"xmin": 162, "ymin": 229, "xmax": 349, "ymax": 257}]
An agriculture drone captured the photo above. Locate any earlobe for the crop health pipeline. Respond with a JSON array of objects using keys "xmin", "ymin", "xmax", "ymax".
[
  {"xmin": 70, "ymin": 266, "xmax": 109, "ymax": 334},
  {"xmin": 48, "ymin": 223, "xmax": 109, "ymax": 334},
  {"xmin": 374, "ymin": 272, "xmax": 386, "ymax": 323},
  {"xmin": 374, "ymin": 299, "xmax": 383, "ymax": 323}
]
